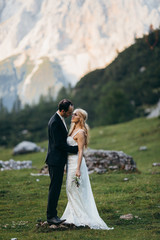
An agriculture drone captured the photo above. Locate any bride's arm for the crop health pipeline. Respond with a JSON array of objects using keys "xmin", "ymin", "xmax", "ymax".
[{"xmin": 75, "ymin": 131, "xmax": 85, "ymax": 177}]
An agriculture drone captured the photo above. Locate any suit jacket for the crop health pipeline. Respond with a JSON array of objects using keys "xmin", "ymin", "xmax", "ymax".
[{"xmin": 45, "ymin": 113, "xmax": 78, "ymax": 166}]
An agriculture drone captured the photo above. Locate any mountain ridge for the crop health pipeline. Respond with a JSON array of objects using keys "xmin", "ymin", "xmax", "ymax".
[{"xmin": 0, "ymin": 0, "xmax": 160, "ymax": 109}]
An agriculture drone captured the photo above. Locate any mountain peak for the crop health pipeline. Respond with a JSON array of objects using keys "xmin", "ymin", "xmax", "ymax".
[{"xmin": 0, "ymin": 0, "xmax": 160, "ymax": 109}]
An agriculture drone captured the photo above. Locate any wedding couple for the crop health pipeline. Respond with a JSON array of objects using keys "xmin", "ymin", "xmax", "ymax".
[{"xmin": 45, "ymin": 99, "xmax": 113, "ymax": 230}]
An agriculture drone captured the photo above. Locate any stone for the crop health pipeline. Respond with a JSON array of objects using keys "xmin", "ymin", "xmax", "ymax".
[
  {"xmin": 109, "ymin": 166, "xmax": 119, "ymax": 170},
  {"xmin": 139, "ymin": 146, "xmax": 147, "ymax": 151},
  {"xmin": 30, "ymin": 173, "xmax": 49, "ymax": 176},
  {"xmin": 49, "ymin": 224, "xmax": 58, "ymax": 229},
  {"xmin": 123, "ymin": 178, "xmax": 129, "ymax": 181},
  {"xmin": 152, "ymin": 163, "xmax": 160, "ymax": 167},
  {"xmin": 120, "ymin": 214, "xmax": 133, "ymax": 220},
  {"xmin": 21, "ymin": 129, "xmax": 28, "ymax": 135},
  {"xmin": 0, "ymin": 159, "xmax": 32, "ymax": 171},
  {"xmin": 13, "ymin": 141, "xmax": 41, "ymax": 155},
  {"xmin": 139, "ymin": 66, "xmax": 146, "ymax": 73},
  {"xmin": 94, "ymin": 168, "xmax": 107, "ymax": 174},
  {"xmin": 49, "ymin": 224, "xmax": 68, "ymax": 229},
  {"xmin": 41, "ymin": 221, "xmax": 48, "ymax": 226}
]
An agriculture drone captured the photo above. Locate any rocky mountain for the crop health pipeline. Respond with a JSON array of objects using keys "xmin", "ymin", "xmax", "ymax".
[{"xmin": 0, "ymin": 0, "xmax": 160, "ymax": 109}]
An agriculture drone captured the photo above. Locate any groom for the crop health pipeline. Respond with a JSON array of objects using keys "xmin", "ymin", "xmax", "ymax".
[{"xmin": 45, "ymin": 99, "xmax": 78, "ymax": 225}]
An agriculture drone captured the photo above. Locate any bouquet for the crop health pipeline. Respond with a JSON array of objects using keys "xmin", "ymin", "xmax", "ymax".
[{"xmin": 72, "ymin": 176, "xmax": 81, "ymax": 188}]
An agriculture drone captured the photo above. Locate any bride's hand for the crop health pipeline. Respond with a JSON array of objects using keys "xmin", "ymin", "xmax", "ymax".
[{"xmin": 76, "ymin": 169, "xmax": 81, "ymax": 177}]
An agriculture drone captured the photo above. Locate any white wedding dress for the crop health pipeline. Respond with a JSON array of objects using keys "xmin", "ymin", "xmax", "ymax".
[{"xmin": 61, "ymin": 130, "xmax": 113, "ymax": 230}]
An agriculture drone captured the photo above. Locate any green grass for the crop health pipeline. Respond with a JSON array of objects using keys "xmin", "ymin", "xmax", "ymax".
[{"xmin": 0, "ymin": 117, "xmax": 160, "ymax": 240}]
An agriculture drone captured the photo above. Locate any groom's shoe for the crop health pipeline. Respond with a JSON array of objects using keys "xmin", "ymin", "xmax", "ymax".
[{"xmin": 47, "ymin": 216, "xmax": 66, "ymax": 225}]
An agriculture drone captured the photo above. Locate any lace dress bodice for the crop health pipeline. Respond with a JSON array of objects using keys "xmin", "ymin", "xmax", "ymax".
[{"xmin": 67, "ymin": 136, "xmax": 78, "ymax": 146}]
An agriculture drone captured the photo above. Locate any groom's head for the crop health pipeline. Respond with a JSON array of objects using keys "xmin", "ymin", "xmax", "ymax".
[{"xmin": 58, "ymin": 99, "xmax": 74, "ymax": 118}]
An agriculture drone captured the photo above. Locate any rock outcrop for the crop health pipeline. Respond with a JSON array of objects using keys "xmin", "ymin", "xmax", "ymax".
[
  {"xmin": 0, "ymin": 159, "xmax": 32, "ymax": 171},
  {"xmin": 84, "ymin": 148, "xmax": 137, "ymax": 173}
]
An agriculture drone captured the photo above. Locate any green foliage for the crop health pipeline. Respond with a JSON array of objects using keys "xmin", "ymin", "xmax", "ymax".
[
  {"xmin": 0, "ymin": 97, "xmax": 57, "ymax": 146},
  {"xmin": 12, "ymin": 95, "xmax": 21, "ymax": 113},
  {"xmin": 95, "ymin": 88, "xmax": 135, "ymax": 125},
  {"xmin": 0, "ymin": 98, "xmax": 8, "ymax": 116}
]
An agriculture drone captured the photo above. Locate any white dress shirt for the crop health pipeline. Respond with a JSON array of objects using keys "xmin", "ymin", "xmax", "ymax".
[{"xmin": 56, "ymin": 111, "xmax": 68, "ymax": 131}]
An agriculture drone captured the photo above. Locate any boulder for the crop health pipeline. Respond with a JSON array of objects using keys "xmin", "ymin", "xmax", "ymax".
[
  {"xmin": 83, "ymin": 148, "xmax": 137, "ymax": 172},
  {"xmin": 152, "ymin": 163, "xmax": 160, "ymax": 167},
  {"xmin": 13, "ymin": 141, "xmax": 41, "ymax": 155}
]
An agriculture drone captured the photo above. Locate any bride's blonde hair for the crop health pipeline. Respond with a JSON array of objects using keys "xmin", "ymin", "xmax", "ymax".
[{"xmin": 69, "ymin": 108, "xmax": 89, "ymax": 148}]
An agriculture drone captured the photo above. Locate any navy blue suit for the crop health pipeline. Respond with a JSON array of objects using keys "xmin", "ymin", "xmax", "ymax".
[{"xmin": 46, "ymin": 113, "xmax": 78, "ymax": 219}]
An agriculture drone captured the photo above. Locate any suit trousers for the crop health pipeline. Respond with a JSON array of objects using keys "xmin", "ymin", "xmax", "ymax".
[{"xmin": 47, "ymin": 164, "xmax": 65, "ymax": 219}]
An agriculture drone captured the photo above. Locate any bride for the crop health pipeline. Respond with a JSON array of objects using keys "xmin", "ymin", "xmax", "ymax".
[{"xmin": 61, "ymin": 108, "xmax": 113, "ymax": 230}]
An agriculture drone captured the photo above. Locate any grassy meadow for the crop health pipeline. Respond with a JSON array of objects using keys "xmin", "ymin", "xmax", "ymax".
[{"xmin": 0, "ymin": 117, "xmax": 160, "ymax": 240}]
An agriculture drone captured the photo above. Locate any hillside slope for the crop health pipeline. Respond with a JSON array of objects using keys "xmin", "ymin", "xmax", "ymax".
[{"xmin": 68, "ymin": 30, "xmax": 160, "ymax": 126}]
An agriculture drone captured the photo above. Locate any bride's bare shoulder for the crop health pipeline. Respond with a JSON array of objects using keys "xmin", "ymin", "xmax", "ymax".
[
  {"xmin": 76, "ymin": 130, "xmax": 85, "ymax": 140},
  {"xmin": 72, "ymin": 129, "xmax": 85, "ymax": 140}
]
